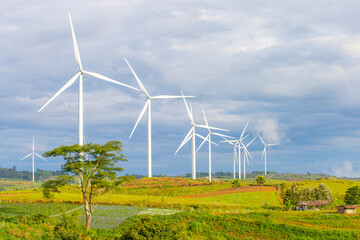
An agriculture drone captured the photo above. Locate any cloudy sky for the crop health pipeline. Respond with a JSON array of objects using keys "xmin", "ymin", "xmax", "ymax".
[{"xmin": 1, "ymin": 1, "xmax": 360, "ymax": 177}]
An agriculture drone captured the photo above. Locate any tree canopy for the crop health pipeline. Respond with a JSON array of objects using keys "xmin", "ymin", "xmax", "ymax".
[
  {"xmin": 344, "ymin": 186, "xmax": 360, "ymax": 205},
  {"xmin": 42, "ymin": 140, "xmax": 132, "ymax": 230}
]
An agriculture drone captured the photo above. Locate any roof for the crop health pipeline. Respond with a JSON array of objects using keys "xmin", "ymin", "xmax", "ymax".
[
  {"xmin": 337, "ymin": 205, "xmax": 359, "ymax": 209},
  {"xmin": 298, "ymin": 200, "xmax": 330, "ymax": 206}
]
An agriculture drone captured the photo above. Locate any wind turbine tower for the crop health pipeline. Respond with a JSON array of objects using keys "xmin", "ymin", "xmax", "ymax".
[
  {"xmin": 258, "ymin": 133, "xmax": 279, "ymax": 175},
  {"xmin": 20, "ymin": 137, "xmax": 47, "ymax": 182}
]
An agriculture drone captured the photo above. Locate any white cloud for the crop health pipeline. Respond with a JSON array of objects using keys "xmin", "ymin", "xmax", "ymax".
[
  {"xmin": 333, "ymin": 161, "xmax": 360, "ymax": 178},
  {"xmin": 255, "ymin": 119, "xmax": 282, "ymax": 143}
]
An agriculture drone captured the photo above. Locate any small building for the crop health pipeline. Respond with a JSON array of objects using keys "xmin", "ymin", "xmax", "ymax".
[
  {"xmin": 296, "ymin": 200, "xmax": 330, "ymax": 211},
  {"xmin": 337, "ymin": 205, "xmax": 359, "ymax": 214}
]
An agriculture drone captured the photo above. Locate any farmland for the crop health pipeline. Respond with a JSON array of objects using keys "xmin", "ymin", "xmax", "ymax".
[{"xmin": 0, "ymin": 177, "xmax": 359, "ymax": 239}]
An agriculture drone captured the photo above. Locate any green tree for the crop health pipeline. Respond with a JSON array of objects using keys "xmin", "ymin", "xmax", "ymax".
[
  {"xmin": 42, "ymin": 141, "xmax": 132, "ymax": 231},
  {"xmin": 232, "ymin": 179, "xmax": 242, "ymax": 204},
  {"xmin": 313, "ymin": 182, "xmax": 333, "ymax": 203},
  {"xmin": 256, "ymin": 175, "xmax": 266, "ymax": 205},
  {"xmin": 344, "ymin": 186, "xmax": 360, "ymax": 205},
  {"xmin": 283, "ymin": 183, "xmax": 300, "ymax": 209}
]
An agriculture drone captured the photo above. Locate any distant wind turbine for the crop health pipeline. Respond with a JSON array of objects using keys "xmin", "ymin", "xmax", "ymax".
[
  {"xmin": 38, "ymin": 12, "xmax": 139, "ymax": 147},
  {"xmin": 20, "ymin": 137, "xmax": 47, "ymax": 182},
  {"xmin": 124, "ymin": 58, "xmax": 194, "ymax": 178},
  {"xmin": 196, "ymin": 108, "xmax": 232, "ymax": 181},
  {"xmin": 175, "ymin": 92, "xmax": 219, "ymax": 179},
  {"xmin": 224, "ymin": 122, "xmax": 251, "ymax": 179},
  {"xmin": 222, "ymin": 137, "xmax": 239, "ymax": 179},
  {"xmin": 240, "ymin": 137, "xmax": 256, "ymax": 179},
  {"xmin": 258, "ymin": 133, "xmax": 279, "ymax": 175}
]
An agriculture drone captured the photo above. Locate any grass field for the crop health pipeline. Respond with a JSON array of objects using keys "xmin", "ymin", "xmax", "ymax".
[{"xmin": 0, "ymin": 177, "xmax": 359, "ymax": 239}]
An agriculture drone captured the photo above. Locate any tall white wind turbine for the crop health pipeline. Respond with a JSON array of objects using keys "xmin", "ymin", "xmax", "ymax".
[
  {"xmin": 175, "ymin": 92, "xmax": 219, "ymax": 179},
  {"xmin": 196, "ymin": 108, "xmax": 231, "ymax": 181},
  {"xmin": 38, "ymin": 12, "xmax": 139, "ymax": 147},
  {"xmin": 125, "ymin": 58, "xmax": 194, "ymax": 178},
  {"xmin": 258, "ymin": 133, "xmax": 279, "ymax": 175},
  {"xmin": 20, "ymin": 137, "xmax": 47, "ymax": 182}
]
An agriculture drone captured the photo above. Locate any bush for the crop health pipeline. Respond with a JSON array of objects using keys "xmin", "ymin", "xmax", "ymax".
[{"xmin": 344, "ymin": 186, "xmax": 360, "ymax": 205}]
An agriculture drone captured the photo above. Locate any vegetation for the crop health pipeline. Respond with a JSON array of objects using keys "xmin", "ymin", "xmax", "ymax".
[
  {"xmin": 283, "ymin": 182, "xmax": 334, "ymax": 209},
  {"xmin": 344, "ymin": 186, "xmax": 360, "ymax": 205},
  {"xmin": 0, "ymin": 209, "xmax": 359, "ymax": 239},
  {"xmin": 256, "ymin": 175, "xmax": 266, "ymax": 205},
  {"xmin": 0, "ymin": 166, "xmax": 64, "ymax": 181},
  {"xmin": 1, "ymin": 176, "xmax": 360, "ymax": 238},
  {"xmin": 231, "ymin": 179, "xmax": 242, "ymax": 204},
  {"xmin": 42, "ymin": 141, "xmax": 131, "ymax": 230}
]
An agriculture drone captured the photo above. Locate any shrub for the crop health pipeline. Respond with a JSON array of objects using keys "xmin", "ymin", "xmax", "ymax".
[{"xmin": 344, "ymin": 186, "xmax": 360, "ymax": 205}]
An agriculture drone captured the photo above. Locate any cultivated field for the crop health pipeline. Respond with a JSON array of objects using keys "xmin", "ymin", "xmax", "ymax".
[{"xmin": 0, "ymin": 177, "xmax": 359, "ymax": 239}]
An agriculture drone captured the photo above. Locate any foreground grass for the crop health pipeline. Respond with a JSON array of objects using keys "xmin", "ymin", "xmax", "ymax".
[{"xmin": 0, "ymin": 210, "xmax": 359, "ymax": 239}]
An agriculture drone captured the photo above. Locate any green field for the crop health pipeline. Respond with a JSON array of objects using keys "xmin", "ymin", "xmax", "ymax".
[{"xmin": 0, "ymin": 177, "xmax": 359, "ymax": 239}]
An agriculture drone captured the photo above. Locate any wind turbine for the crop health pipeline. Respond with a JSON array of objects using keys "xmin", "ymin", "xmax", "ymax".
[
  {"xmin": 258, "ymin": 133, "xmax": 279, "ymax": 175},
  {"xmin": 124, "ymin": 58, "xmax": 194, "ymax": 178},
  {"xmin": 240, "ymin": 137, "xmax": 256, "ymax": 179},
  {"xmin": 196, "ymin": 108, "xmax": 232, "ymax": 181},
  {"xmin": 20, "ymin": 137, "xmax": 47, "ymax": 182},
  {"xmin": 224, "ymin": 122, "xmax": 250, "ymax": 179},
  {"xmin": 38, "ymin": 12, "xmax": 139, "ymax": 147},
  {"xmin": 222, "ymin": 137, "xmax": 239, "ymax": 179},
  {"xmin": 175, "ymin": 92, "xmax": 219, "ymax": 179}
]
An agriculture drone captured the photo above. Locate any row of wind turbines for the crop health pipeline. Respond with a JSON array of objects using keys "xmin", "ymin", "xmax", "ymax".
[{"xmin": 20, "ymin": 12, "xmax": 279, "ymax": 182}]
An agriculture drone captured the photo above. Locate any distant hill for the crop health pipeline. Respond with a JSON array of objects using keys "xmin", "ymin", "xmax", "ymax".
[
  {"xmin": 0, "ymin": 166, "xmax": 64, "ymax": 181},
  {"xmin": 126, "ymin": 171, "xmax": 339, "ymax": 181}
]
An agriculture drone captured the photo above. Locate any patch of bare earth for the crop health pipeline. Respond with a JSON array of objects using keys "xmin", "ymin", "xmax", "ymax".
[{"xmin": 177, "ymin": 185, "xmax": 276, "ymax": 198}]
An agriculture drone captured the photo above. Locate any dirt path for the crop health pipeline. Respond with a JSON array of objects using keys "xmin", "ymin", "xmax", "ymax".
[{"xmin": 177, "ymin": 185, "xmax": 276, "ymax": 198}]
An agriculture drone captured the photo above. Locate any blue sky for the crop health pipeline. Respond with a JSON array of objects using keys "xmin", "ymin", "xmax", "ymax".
[{"xmin": 1, "ymin": 1, "xmax": 360, "ymax": 177}]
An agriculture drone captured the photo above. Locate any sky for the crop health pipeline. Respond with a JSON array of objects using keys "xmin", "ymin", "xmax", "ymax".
[{"xmin": 1, "ymin": 1, "xmax": 360, "ymax": 177}]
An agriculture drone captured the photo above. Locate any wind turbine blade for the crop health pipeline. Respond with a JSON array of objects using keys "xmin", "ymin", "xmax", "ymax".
[
  {"xmin": 175, "ymin": 129, "xmax": 193, "ymax": 155},
  {"xmin": 181, "ymin": 90, "xmax": 194, "ymax": 124},
  {"xmin": 240, "ymin": 121, "xmax": 249, "ymax": 139},
  {"xmin": 34, "ymin": 153, "xmax": 47, "ymax": 162},
  {"xmin": 196, "ymin": 125, "xmax": 229, "ymax": 132},
  {"xmin": 267, "ymin": 143, "xmax": 279, "ymax": 147},
  {"xmin": 261, "ymin": 148, "xmax": 266, "ymax": 160},
  {"xmin": 151, "ymin": 95, "xmax": 195, "ymax": 99},
  {"xmin": 195, "ymin": 133, "xmax": 218, "ymax": 146},
  {"xmin": 196, "ymin": 134, "xmax": 209, "ymax": 152},
  {"xmin": 129, "ymin": 100, "xmax": 150, "ymax": 139},
  {"xmin": 257, "ymin": 132, "xmax": 266, "ymax": 145},
  {"xmin": 241, "ymin": 134, "xmax": 249, "ymax": 141},
  {"xmin": 246, "ymin": 137, "xmax": 257, "ymax": 148},
  {"xmin": 221, "ymin": 136, "xmax": 233, "ymax": 144},
  {"xmin": 201, "ymin": 108, "xmax": 209, "ymax": 127},
  {"xmin": 83, "ymin": 70, "xmax": 139, "ymax": 91},
  {"xmin": 20, "ymin": 153, "xmax": 32, "ymax": 161},
  {"xmin": 38, "ymin": 72, "xmax": 81, "ymax": 112},
  {"xmin": 234, "ymin": 146, "xmax": 239, "ymax": 164},
  {"xmin": 241, "ymin": 141, "xmax": 253, "ymax": 159},
  {"xmin": 68, "ymin": 11, "xmax": 82, "ymax": 70},
  {"xmin": 245, "ymin": 151, "xmax": 250, "ymax": 165},
  {"xmin": 124, "ymin": 58, "xmax": 150, "ymax": 96},
  {"xmin": 211, "ymin": 132, "xmax": 234, "ymax": 139}
]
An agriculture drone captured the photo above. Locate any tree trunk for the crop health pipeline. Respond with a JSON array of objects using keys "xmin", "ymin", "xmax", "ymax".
[
  {"xmin": 85, "ymin": 211, "xmax": 92, "ymax": 231},
  {"xmin": 260, "ymin": 185, "xmax": 263, "ymax": 206},
  {"xmin": 84, "ymin": 199, "xmax": 92, "ymax": 231},
  {"xmin": 236, "ymin": 188, "xmax": 238, "ymax": 204}
]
